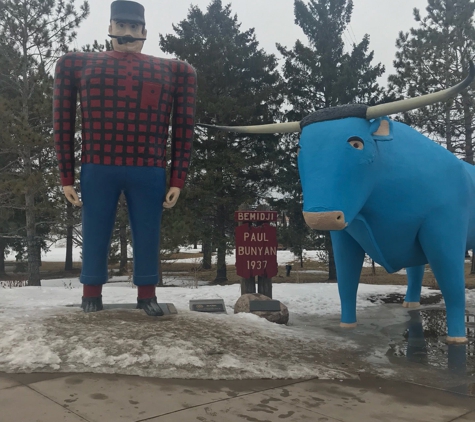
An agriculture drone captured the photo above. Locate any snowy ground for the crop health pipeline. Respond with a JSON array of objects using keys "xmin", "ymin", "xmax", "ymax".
[
  {"xmin": 1, "ymin": 275, "xmax": 474, "ymax": 380},
  {"xmin": 1, "ymin": 244, "xmax": 474, "ymax": 381}
]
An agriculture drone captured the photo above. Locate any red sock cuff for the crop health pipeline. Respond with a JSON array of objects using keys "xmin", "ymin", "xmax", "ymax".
[
  {"xmin": 137, "ymin": 284, "xmax": 156, "ymax": 299},
  {"xmin": 83, "ymin": 284, "xmax": 103, "ymax": 298}
]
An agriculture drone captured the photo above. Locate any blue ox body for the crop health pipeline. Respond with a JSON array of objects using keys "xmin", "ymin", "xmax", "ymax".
[
  {"xmin": 200, "ymin": 63, "xmax": 475, "ymax": 343},
  {"xmin": 298, "ymin": 107, "xmax": 475, "ymax": 340}
]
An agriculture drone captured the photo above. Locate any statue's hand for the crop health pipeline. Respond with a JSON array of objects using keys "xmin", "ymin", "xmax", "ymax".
[
  {"xmin": 63, "ymin": 185, "xmax": 83, "ymax": 207},
  {"xmin": 163, "ymin": 187, "xmax": 181, "ymax": 209}
]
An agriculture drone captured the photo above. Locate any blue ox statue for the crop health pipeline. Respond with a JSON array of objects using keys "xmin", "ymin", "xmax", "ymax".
[{"xmin": 201, "ymin": 63, "xmax": 475, "ymax": 344}]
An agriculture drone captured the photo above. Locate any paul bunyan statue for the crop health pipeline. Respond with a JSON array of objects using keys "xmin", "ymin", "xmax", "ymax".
[{"xmin": 53, "ymin": 0, "xmax": 197, "ymax": 315}]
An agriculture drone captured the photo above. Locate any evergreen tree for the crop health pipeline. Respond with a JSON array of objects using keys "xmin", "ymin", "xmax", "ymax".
[
  {"xmin": 160, "ymin": 0, "xmax": 283, "ymax": 282},
  {"xmin": 389, "ymin": 0, "xmax": 475, "ymax": 159},
  {"xmin": 0, "ymin": 0, "xmax": 89, "ymax": 285},
  {"xmin": 275, "ymin": 0, "xmax": 384, "ymax": 280}
]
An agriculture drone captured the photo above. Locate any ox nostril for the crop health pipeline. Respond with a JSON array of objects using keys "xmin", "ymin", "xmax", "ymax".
[{"xmin": 337, "ymin": 215, "xmax": 341, "ymax": 220}]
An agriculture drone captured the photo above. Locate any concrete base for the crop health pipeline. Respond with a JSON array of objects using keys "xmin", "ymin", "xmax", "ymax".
[
  {"xmin": 67, "ymin": 303, "xmax": 178, "ymax": 315},
  {"xmin": 402, "ymin": 301, "xmax": 420, "ymax": 308},
  {"xmin": 340, "ymin": 322, "xmax": 357, "ymax": 328},
  {"xmin": 446, "ymin": 336, "xmax": 469, "ymax": 344}
]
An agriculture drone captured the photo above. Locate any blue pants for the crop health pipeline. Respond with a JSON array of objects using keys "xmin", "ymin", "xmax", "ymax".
[{"xmin": 80, "ymin": 164, "xmax": 166, "ymax": 286}]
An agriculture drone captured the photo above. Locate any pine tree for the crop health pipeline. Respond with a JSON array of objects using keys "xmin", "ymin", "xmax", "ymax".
[
  {"xmin": 0, "ymin": 0, "xmax": 89, "ymax": 285},
  {"xmin": 160, "ymin": 0, "xmax": 283, "ymax": 282},
  {"xmin": 275, "ymin": 0, "xmax": 384, "ymax": 280},
  {"xmin": 389, "ymin": 0, "xmax": 475, "ymax": 159}
]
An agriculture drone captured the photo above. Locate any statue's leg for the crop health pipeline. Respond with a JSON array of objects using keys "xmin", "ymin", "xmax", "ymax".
[
  {"xmin": 403, "ymin": 265, "xmax": 425, "ymax": 308},
  {"xmin": 419, "ymin": 217, "xmax": 467, "ymax": 343},
  {"xmin": 124, "ymin": 167, "xmax": 166, "ymax": 316},
  {"xmin": 80, "ymin": 164, "xmax": 122, "ymax": 311},
  {"xmin": 331, "ymin": 230, "xmax": 365, "ymax": 328},
  {"xmin": 80, "ymin": 164, "xmax": 122, "ymax": 284}
]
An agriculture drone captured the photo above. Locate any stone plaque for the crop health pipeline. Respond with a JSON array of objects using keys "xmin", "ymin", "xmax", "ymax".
[
  {"xmin": 189, "ymin": 299, "xmax": 227, "ymax": 314},
  {"xmin": 249, "ymin": 300, "xmax": 281, "ymax": 312}
]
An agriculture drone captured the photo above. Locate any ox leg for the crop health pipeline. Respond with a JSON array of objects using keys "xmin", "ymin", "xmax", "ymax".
[
  {"xmin": 331, "ymin": 230, "xmax": 365, "ymax": 328},
  {"xmin": 419, "ymin": 221, "xmax": 467, "ymax": 343},
  {"xmin": 403, "ymin": 265, "xmax": 425, "ymax": 308}
]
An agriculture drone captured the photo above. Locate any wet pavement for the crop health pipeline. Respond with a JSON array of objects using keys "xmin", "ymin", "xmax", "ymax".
[
  {"xmin": 291, "ymin": 298, "xmax": 475, "ymax": 396},
  {"xmin": 1, "ymin": 371, "xmax": 475, "ymax": 421}
]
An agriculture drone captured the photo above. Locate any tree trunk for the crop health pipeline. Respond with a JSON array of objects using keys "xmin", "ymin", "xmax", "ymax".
[
  {"xmin": 119, "ymin": 223, "xmax": 128, "ymax": 275},
  {"xmin": 471, "ymin": 252, "xmax": 475, "ymax": 275},
  {"xmin": 65, "ymin": 201, "xmax": 74, "ymax": 271},
  {"xmin": 202, "ymin": 240, "xmax": 212, "ymax": 269},
  {"xmin": 463, "ymin": 93, "xmax": 473, "ymax": 164},
  {"xmin": 325, "ymin": 232, "xmax": 337, "ymax": 281},
  {"xmin": 282, "ymin": 211, "xmax": 287, "ymax": 228},
  {"xmin": 214, "ymin": 242, "xmax": 227, "ymax": 283},
  {"xmin": 0, "ymin": 240, "xmax": 6, "ymax": 275},
  {"xmin": 445, "ymin": 106, "xmax": 454, "ymax": 153},
  {"xmin": 158, "ymin": 262, "xmax": 163, "ymax": 287},
  {"xmin": 119, "ymin": 222, "xmax": 127, "ymax": 274},
  {"xmin": 25, "ymin": 188, "xmax": 41, "ymax": 286},
  {"xmin": 214, "ymin": 205, "xmax": 227, "ymax": 283}
]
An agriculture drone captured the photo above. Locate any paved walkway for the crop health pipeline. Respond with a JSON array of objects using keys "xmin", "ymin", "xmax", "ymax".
[{"xmin": 1, "ymin": 371, "xmax": 474, "ymax": 422}]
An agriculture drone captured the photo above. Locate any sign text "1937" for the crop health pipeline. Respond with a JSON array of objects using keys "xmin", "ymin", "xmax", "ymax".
[{"xmin": 247, "ymin": 260, "xmax": 267, "ymax": 270}]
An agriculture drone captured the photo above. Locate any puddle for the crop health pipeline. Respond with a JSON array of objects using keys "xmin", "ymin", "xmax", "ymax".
[
  {"xmin": 367, "ymin": 292, "xmax": 443, "ymax": 305},
  {"xmin": 386, "ymin": 309, "xmax": 475, "ymax": 379}
]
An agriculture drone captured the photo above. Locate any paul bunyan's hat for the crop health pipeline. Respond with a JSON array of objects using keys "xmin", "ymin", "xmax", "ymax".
[{"xmin": 110, "ymin": 1, "xmax": 145, "ymax": 25}]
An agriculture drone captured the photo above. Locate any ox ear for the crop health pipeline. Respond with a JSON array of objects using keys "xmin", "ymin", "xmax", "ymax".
[{"xmin": 369, "ymin": 117, "xmax": 393, "ymax": 141}]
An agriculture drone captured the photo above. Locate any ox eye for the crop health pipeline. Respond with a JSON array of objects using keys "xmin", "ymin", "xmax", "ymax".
[{"xmin": 348, "ymin": 137, "xmax": 364, "ymax": 150}]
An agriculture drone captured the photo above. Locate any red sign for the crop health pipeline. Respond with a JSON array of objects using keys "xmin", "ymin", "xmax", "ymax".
[
  {"xmin": 235, "ymin": 223, "xmax": 278, "ymax": 278},
  {"xmin": 234, "ymin": 211, "xmax": 278, "ymax": 222}
]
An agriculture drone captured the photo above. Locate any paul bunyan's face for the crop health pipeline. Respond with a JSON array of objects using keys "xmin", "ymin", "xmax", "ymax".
[{"xmin": 109, "ymin": 20, "xmax": 147, "ymax": 53}]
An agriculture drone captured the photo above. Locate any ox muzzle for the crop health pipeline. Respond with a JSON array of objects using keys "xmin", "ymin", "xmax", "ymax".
[{"xmin": 303, "ymin": 211, "xmax": 347, "ymax": 231}]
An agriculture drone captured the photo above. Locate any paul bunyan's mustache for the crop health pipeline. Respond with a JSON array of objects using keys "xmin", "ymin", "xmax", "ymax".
[{"xmin": 108, "ymin": 34, "xmax": 147, "ymax": 45}]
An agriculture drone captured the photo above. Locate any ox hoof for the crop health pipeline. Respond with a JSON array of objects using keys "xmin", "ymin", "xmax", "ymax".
[
  {"xmin": 402, "ymin": 301, "xmax": 420, "ymax": 308},
  {"xmin": 340, "ymin": 322, "xmax": 357, "ymax": 328},
  {"xmin": 446, "ymin": 336, "xmax": 468, "ymax": 344}
]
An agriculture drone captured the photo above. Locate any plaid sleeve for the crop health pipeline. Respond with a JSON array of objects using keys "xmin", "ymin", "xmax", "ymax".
[
  {"xmin": 170, "ymin": 61, "xmax": 197, "ymax": 189},
  {"xmin": 53, "ymin": 53, "xmax": 79, "ymax": 186}
]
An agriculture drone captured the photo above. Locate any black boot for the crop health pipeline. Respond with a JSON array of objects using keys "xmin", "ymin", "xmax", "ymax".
[
  {"xmin": 137, "ymin": 296, "xmax": 164, "ymax": 316},
  {"xmin": 81, "ymin": 296, "xmax": 103, "ymax": 313}
]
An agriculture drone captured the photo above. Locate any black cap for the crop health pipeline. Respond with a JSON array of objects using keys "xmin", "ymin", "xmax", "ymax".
[{"xmin": 110, "ymin": 1, "xmax": 145, "ymax": 25}]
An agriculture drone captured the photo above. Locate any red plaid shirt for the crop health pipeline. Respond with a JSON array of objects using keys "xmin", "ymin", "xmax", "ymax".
[{"xmin": 53, "ymin": 51, "xmax": 197, "ymax": 188}]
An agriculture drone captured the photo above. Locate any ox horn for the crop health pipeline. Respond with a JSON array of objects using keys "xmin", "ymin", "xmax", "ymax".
[
  {"xmin": 366, "ymin": 61, "xmax": 475, "ymax": 120},
  {"xmin": 197, "ymin": 121, "xmax": 301, "ymax": 134}
]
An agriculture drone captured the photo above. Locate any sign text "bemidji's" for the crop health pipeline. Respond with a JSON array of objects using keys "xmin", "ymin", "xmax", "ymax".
[{"xmin": 234, "ymin": 211, "xmax": 278, "ymax": 222}]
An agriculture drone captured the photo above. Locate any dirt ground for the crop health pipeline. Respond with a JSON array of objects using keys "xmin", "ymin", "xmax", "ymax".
[{"xmin": 2, "ymin": 256, "xmax": 475, "ymax": 289}]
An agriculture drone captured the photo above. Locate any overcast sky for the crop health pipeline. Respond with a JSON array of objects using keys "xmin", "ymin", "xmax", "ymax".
[{"xmin": 73, "ymin": 0, "xmax": 430, "ymax": 87}]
